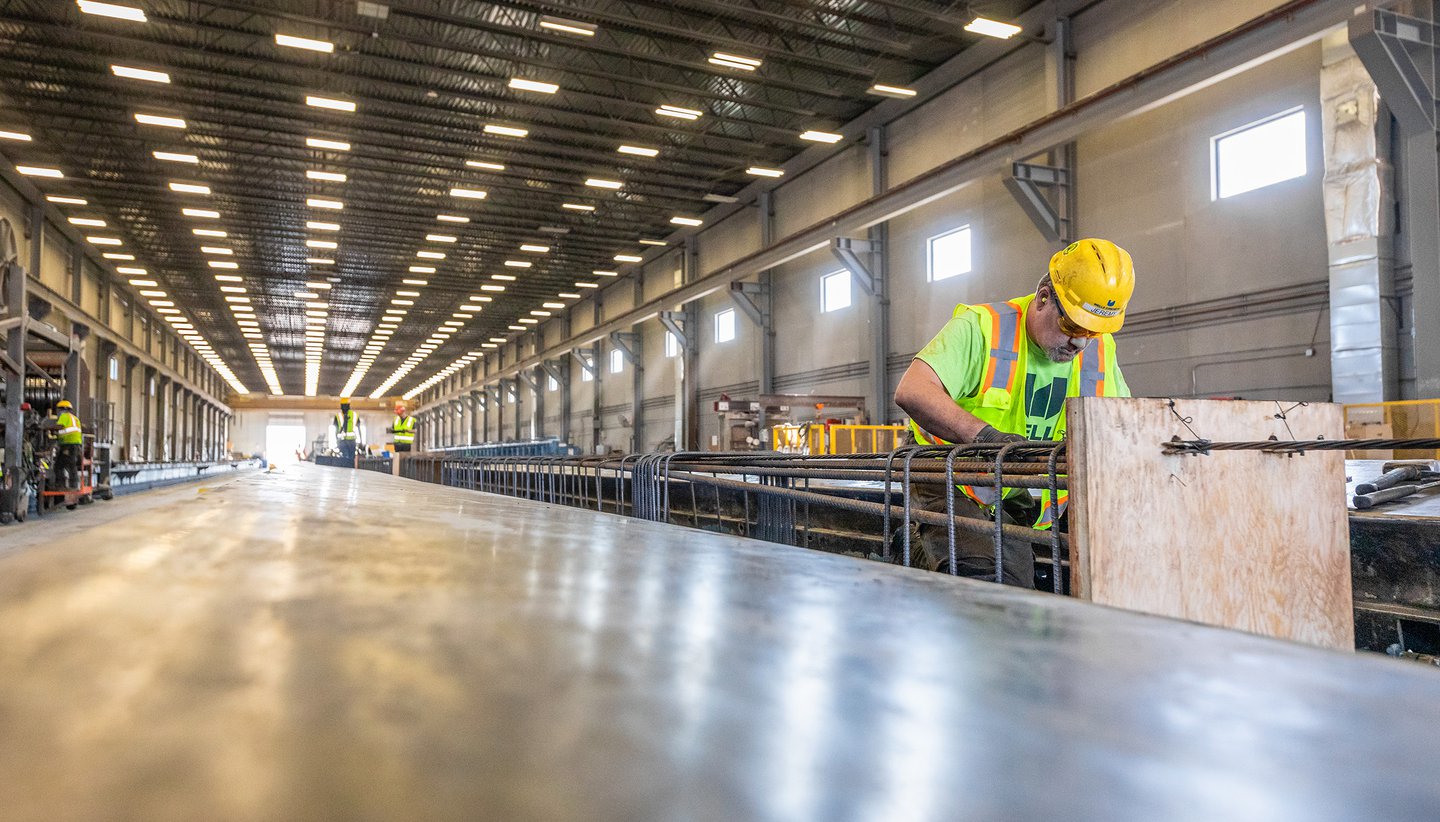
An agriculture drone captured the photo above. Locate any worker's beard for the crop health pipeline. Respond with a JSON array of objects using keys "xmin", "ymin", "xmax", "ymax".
[{"xmin": 1044, "ymin": 338, "xmax": 1088, "ymax": 363}]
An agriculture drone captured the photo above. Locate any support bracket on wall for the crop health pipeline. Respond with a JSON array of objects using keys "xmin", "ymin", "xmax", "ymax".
[
  {"xmin": 1351, "ymin": 5, "xmax": 1439, "ymax": 128},
  {"xmin": 516, "ymin": 370, "xmax": 537, "ymax": 392},
  {"xmin": 466, "ymin": 389, "xmax": 484, "ymax": 410},
  {"xmin": 1003, "ymin": 161, "xmax": 1072, "ymax": 243},
  {"xmin": 609, "ymin": 331, "xmax": 641, "ymax": 367},
  {"xmin": 539, "ymin": 358, "xmax": 566, "ymax": 384},
  {"xmin": 571, "ymin": 347, "xmax": 597, "ymax": 378},
  {"xmin": 658, "ymin": 311, "xmax": 689, "ymax": 349},
  {"xmin": 728, "ymin": 281, "xmax": 770, "ymax": 327},
  {"xmin": 830, "ymin": 237, "xmax": 880, "ymax": 295}
]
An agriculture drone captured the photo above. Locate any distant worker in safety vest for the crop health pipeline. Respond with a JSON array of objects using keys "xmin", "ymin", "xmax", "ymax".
[
  {"xmin": 334, "ymin": 397, "xmax": 359, "ymax": 462},
  {"xmin": 390, "ymin": 403, "xmax": 416, "ymax": 453},
  {"xmin": 894, "ymin": 238, "xmax": 1135, "ymax": 588},
  {"xmin": 49, "ymin": 399, "xmax": 85, "ymax": 490}
]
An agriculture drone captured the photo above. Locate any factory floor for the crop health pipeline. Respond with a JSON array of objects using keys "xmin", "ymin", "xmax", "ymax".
[{"xmin": 0, "ymin": 463, "xmax": 1437, "ymax": 821}]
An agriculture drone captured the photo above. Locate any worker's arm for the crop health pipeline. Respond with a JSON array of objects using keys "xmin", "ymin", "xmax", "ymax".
[{"xmin": 894, "ymin": 360, "xmax": 991, "ymax": 444}]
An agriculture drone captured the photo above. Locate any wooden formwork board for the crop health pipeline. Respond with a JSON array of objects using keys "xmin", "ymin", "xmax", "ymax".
[{"xmin": 1067, "ymin": 397, "xmax": 1352, "ymax": 650}]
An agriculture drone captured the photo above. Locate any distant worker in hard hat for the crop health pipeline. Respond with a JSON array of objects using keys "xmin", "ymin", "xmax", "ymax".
[
  {"xmin": 389, "ymin": 403, "xmax": 416, "ymax": 453},
  {"xmin": 48, "ymin": 399, "xmax": 85, "ymax": 490},
  {"xmin": 334, "ymin": 397, "xmax": 359, "ymax": 463},
  {"xmin": 894, "ymin": 238, "xmax": 1134, "ymax": 588}
]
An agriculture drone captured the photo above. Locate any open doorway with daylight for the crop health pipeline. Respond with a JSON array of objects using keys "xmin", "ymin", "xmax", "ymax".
[{"xmin": 265, "ymin": 416, "xmax": 308, "ymax": 465}]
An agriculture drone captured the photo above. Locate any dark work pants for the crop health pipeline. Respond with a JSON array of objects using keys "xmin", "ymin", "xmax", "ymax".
[
  {"xmin": 394, "ymin": 443, "xmax": 412, "ymax": 453},
  {"xmin": 907, "ymin": 481, "xmax": 1040, "ymax": 589},
  {"xmin": 338, "ymin": 440, "xmax": 356, "ymax": 461},
  {"xmin": 56, "ymin": 443, "xmax": 82, "ymax": 490}
]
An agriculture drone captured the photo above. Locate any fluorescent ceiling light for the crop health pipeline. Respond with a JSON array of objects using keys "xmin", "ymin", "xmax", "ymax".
[
  {"xmin": 450, "ymin": 188, "xmax": 486, "ymax": 199},
  {"xmin": 306, "ymin": 95, "xmax": 356, "ymax": 112},
  {"xmin": 575, "ymin": 281, "xmax": 598, "ymax": 288},
  {"xmin": 306, "ymin": 220, "xmax": 340, "ymax": 231},
  {"xmin": 409, "ymin": 265, "xmax": 435, "ymax": 273},
  {"xmin": 47, "ymin": 195, "xmax": 86, "ymax": 205},
  {"xmin": 867, "ymin": 83, "xmax": 917, "ymax": 98},
  {"xmin": 87, "ymin": 236, "xmax": 122, "ymax": 246},
  {"xmin": 670, "ymin": 216, "xmax": 703, "ymax": 227},
  {"xmin": 618, "ymin": 145, "xmax": 658, "ymax": 157},
  {"xmin": 656, "ymin": 104, "xmax": 702, "ymax": 120},
  {"xmin": 709, "ymin": 52, "xmax": 761, "ymax": 70},
  {"xmin": 214, "ymin": 274, "xmax": 243, "ymax": 282},
  {"xmin": 542, "ymin": 302, "xmax": 566, "ymax": 309},
  {"xmin": 306, "ymin": 239, "xmax": 338, "ymax": 249},
  {"xmin": 306, "ymin": 170, "xmax": 347, "ymax": 182},
  {"xmin": 562, "ymin": 203, "xmax": 595, "ymax": 212},
  {"xmin": 425, "ymin": 234, "xmax": 456, "ymax": 243},
  {"xmin": 306, "ymin": 257, "xmax": 334, "ymax": 264},
  {"xmin": 209, "ymin": 260, "xmax": 238, "ymax": 269},
  {"xmin": 537, "ymin": 16, "xmax": 596, "ymax": 36},
  {"xmin": 0, "ymin": 130, "xmax": 30, "ymax": 142},
  {"xmin": 193, "ymin": 229, "xmax": 226, "ymax": 238},
  {"xmin": 134, "ymin": 113, "xmax": 186, "ymax": 128},
  {"xmin": 200, "ymin": 246, "xmax": 233, "ymax": 255},
  {"xmin": 465, "ymin": 160, "xmax": 504, "ymax": 171},
  {"xmin": 519, "ymin": 244, "xmax": 549, "ymax": 253},
  {"xmin": 518, "ymin": 317, "xmax": 537, "ymax": 324},
  {"xmin": 638, "ymin": 239, "xmax": 667, "ymax": 247},
  {"xmin": 436, "ymin": 214, "xmax": 469, "ymax": 223},
  {"xmin": 117, "ymin": 267, "xmax": 147, "ymax": 276},
  {"xmin": 965, "ymin": 16, "xmax": 1023, "ymax": 39},
  {"xmin": 183, "ymin": 208, "xmax": 220, "ymax": 218},
  {"xmin": 491, "ymin": 274, "xmax": 516, "ymax": 281},
  {"xmin": 799, "ymin": 130, "xmax": 843, "ymax": 143},
  {"xmin": 307, "ymin": 197, "xmax": 343, "ymax": 209},
  {"xmin": 306, "ymin": 281, "xmax": 332, "ymax": 289},
  {"xmin": 275, "ymin": 33, "xmax": 335, "ymax": 52},
  {"xmin": 503, "ymin": 260, "xmax": 531, "ymax": 268},
  {"xmin": 16, "ymin": 165, "xmax": 62, "ymax": 178},
  {"xmin": 219, "ymin": 286, "xmax": 247, "ymax": 294},
  {"xmin": 480, "ymin": 284, "xmax": 505, "ymax": 292},
  {"xmin": 417, "ymin": 250, "xmax": 445, "ymax": 259},
  {"xmin": 585, "ymin": 178, "xmax": 622, "ymax": 190},
  {"xmin": 154, "ymin": 151, "xmax": 198, "ymax": 164},
  {"xmin": 391, "ymin": 298, "xmax": 414, "ymax": 305},
  {"xmin": 593, "ymin": 270, "xmax": 618, "ymax": 276},
  {"xmin": 484, "ymin": 124, "xmax": 528, "ymax": 138},
  {"xmin": 77, "ymin": 1, "xmax": 146, "ymax": 22},
  {"xmin": 69, "ymin": 217, "xmax": 106, "ymax": 227},
  {"xmin": 530, "ymin": 310, "xmax": 552, "ymax": 317},
  {"xmin": 306, "ymin": 137, "xmax": 350, "ymax": 150},
  {"xmin": 509, "ymin": 78, "xmax": 559, "ymax": 94},
  {"xmin": 746, "ymin": 166, "xmax": 784, "ymax": 178},
  {"xmin": 103, "ymin": 252, "xmax": 133, "ymax": 260},
  {"xmin": 295, "ymin": 291, "xmax": 319, "ymax": 299},
  {"xmin": 614, "ymin": 254, "xmax": 642, "ymax": 263},
  {"xmin": 402, "ymin": 279, "xmax": 428, "ymax": 286},
  {"xmin": 168, "ymin": 181, "xmax": 211, "ymax": 194},
  {"xmin": 112, "ymin": 65, "xmax": 170, "ymax": 83}
]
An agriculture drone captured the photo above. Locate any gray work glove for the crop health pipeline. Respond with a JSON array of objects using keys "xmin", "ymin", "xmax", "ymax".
[{"xmin": 973, "ymin": 425, "xmax": 1028, "ymax": 444}]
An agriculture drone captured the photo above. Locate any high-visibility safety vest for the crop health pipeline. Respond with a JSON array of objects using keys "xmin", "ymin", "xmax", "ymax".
[
  {"xmin": 393, "ymin": 414, "xmax": 415, "ymax": 444},
  {"xmin": 335, "ymin": 410, "xmax": 358, "ymax": 441},
  {"xmin": 907, "ymin": 293, "xmax": 1126, "ymax": 528},
  {"xmin": 55, "ymin": 412, "xmax": 84, "ymax": 445}
]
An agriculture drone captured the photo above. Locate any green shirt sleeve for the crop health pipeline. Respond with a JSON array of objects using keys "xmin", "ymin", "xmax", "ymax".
[{"xmin": 914, "ymin": 313, "xmax": 986, "ymax": 402}]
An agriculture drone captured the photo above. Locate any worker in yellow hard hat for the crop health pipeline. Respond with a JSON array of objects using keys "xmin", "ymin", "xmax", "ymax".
[
  {"xmin": 893, "ymin": 238, "xmax": 1135, "ymax": 587},
  {"xmin": 48, "ymin": 399, "xmax": 85, "ymax": 490},
  {"xmin": 334, "ymin": 397, "xmax": 358, "ymax": 463}
]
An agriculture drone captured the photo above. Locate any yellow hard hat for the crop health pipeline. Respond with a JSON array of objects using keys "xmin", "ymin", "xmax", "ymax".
[
  {"xmin": 340, "ymin": 397, "xmax": 351, "ymax": 403},
  {"xmin": 56, "ymin": 400, "xmax": 73, "ymax": 409},
  {"xmin": 1048, "ymin": 238, "xmax": 1135, "ymax": 335}
]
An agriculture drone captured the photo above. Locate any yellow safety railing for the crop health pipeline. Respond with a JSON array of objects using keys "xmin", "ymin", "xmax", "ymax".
[
  {"xmin": 770, "ymin": 423, "xmax": 907, "ymax": 455},
  {"xmin": 1343, "ymin": 399, "xmax": 1440, "ymax": 460}
]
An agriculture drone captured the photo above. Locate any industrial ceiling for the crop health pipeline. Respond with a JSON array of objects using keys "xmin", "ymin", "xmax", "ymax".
[{"xmin": 0, "ymin": 0, "xmax": 1039, "ymax": 398}]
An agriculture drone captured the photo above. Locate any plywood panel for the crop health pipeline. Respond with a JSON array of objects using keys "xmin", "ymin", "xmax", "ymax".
[{"xmin": 1068, "ymin": 397, "xmax": 1352, "ymax": 649}]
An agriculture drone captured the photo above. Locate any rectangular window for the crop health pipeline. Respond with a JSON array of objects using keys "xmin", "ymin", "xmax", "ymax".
[
  {"xmin": 665, "ymin": 331, "xmax": 680, "ymax": 358},
  {"xmin": 581, "ymin": 356, "xmax": 594, "ymax": 382},
  {"xmin": 714, "ymin": 308, "xmax": 736, "ymax": 343},
  {"xmin": 928, "ymin": 226, "xmax": 972, "ymax": 282},
  {"xmin": 108, "ymin": 356, "xmax": 119, "ymax": 381},
  {"xmin": 547, "ymin": 375, "xmax": 558, "ymax": 392},
  {"xmin": 610, "ymin": 348, "xmax": 625, "ymax": 374},
  {"xmin": 506, "ymin": 389, "xmax": 515, "ymax": 404},
  {"xmin": 821, "ymin": 269, "xmax": 851, "ymax": 312},
  {"xmin": 1212, "ymin": 107, "xmax": 1307, "ymax": 200}
]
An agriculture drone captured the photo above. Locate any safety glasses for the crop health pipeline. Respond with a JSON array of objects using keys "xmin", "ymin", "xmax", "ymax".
[{"xmin": 1056, "ymin": 310, "xmax": 1100, "ymax": 339}]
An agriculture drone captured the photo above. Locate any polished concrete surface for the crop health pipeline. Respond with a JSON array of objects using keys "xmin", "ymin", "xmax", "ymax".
[{"xmin": 0, "ymin": 463, "xmax": 1437, "ymax": 821}]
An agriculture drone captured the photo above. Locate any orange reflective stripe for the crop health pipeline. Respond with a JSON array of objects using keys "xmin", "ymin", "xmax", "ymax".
[{"xmin": 977, "ymin": 304, "xmax": 1001, "ymax": 392}]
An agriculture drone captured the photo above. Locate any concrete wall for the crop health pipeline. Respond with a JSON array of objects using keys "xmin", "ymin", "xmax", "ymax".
[
  {"xmin": 421, "ymin": 0, "xmax": 1358, "ymax": 450},
  {"xmin": 231, "ymin": 408, "xmax": 394, "ymax": 459}
]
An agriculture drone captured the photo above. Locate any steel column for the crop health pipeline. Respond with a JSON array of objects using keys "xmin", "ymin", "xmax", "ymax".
[{"xmin": 868, "ymin": 125, "xmax": 892, "ymax": 424}]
